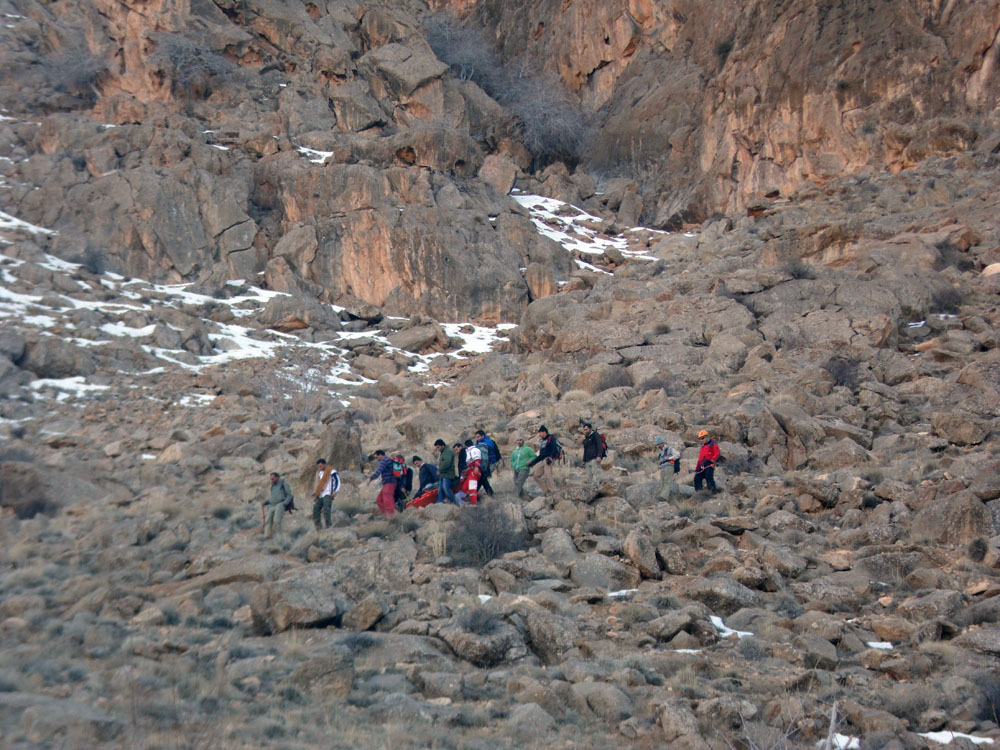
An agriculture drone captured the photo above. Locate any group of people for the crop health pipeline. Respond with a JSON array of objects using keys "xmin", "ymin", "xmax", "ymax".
[{"xmin": 259, "ymin": 425, "xmax": 722, "ymax": 535}]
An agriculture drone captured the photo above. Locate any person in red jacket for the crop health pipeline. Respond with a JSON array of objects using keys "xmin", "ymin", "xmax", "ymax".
[{"xmin": 694, "ymin": 430, "xmax": 719, "ymax": 495}]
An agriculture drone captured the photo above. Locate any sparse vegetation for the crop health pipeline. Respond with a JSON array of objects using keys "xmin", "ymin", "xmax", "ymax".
[
  {"xmin": 253, "ymin": 351, "xmax": 327, "ymax": 426},
  {"xmin": 458, "ymin": 607, "xmax": 503, "ymax": 635},
  {"xmin": 823, "ymin": 355, "xmax": 861, "ymax": 390},
  {"xmin": 74, "ymin": 244, "xmax": 107, "ymax": 275},
  {"xmin": 446, "ymin": 500, "xmax": 528, "ymax": 566},
  {"xmin": 150, "ymin": 32, "xmax": 242, "ymax": 107},
  {"xmin": 424, "ymin": 13, "xmax": 590, "ymax": 167}
]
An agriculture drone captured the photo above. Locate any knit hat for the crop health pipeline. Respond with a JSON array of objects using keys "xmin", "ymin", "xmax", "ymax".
[
  {"xmin": 655, "ymin": 436, "xmax": 665, "ymax": 445},
  {"xmin": 538, "ymin": 425, "xmax": 548, "ymax": 433}
]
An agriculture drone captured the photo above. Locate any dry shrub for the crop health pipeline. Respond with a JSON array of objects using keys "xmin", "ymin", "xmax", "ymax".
[
  {"xmin": 458, "ymin": 608, "xmax": 502, "ymax": 635},
  {"xmin": 253, "ymin": 352, "xmax": 326, "ymax": 426},
  {"xmin": 446, "ymin": 500, "xmax": 527, "ymax": 566}
]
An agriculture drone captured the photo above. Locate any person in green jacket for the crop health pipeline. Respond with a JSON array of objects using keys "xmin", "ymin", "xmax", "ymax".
[
  {"xmin": 264, "ymin": 472, "xmax": 293, "ymax": 539},
  {"xmin": 509, "ymin": 436, "xmax": 537, "ymax": 499},
  {"xmin": 433, "ymin": 439, "xmax": 458, "ymax": 504}
]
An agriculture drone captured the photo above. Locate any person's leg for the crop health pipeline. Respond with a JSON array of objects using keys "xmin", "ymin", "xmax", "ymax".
[
  {"xmin": 693, "ymin": 470, "xmax": 704, "ymax": 492},
  {"xmin": 587, "ymin": 460, "xmax": 600, "ymax": 486},
  {"xmin": 438, "ymin": 476, "xmax": 456, "ymax": 504},
  {"xmin": 321, "ymin": 495, "xmax": 332, "ymax": 527},
  {"xmin": 659, "ymin": 466, "xmax": 672, "ymax": 500},
  {"xmin": 264, "ymin": 505, "xmax": 275, "ymax": 538},
  {"xmin": 514, "ymin": 468, "xmax": 528, "ymax": 497},
  {"xmin": 377, "ymin": 483, "xmax": 397, "ymax": 515},
  {"xmin": 706, "ymin": 467, "xmax": 717, "ymax": 494},
  {"xmin": 531, "ymin": 463, "xmax": 546, "ymax": 492},
  {"xmin": 542, "ymin": 461, "xmax": 557, "ymax": 493},
  {"xmin": 273, "ymin": 503, "xmax": 284, "ymax": 535},
  {"xmin": 312, "ymin": 497, "xmax": 323, "ymax": 530},
  {"xmin": 480, "ymin": 473, "xmax": 494, "ymax": 496}
]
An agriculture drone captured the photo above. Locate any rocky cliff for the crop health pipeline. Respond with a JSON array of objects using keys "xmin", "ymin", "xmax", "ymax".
[
  {"xmin": 462, "ymin": 0, "xmax": 1000, "ymax": 223},
  {"xmin": 2, "ymin": 1, "xmax": 1000, "ymax": 749}
]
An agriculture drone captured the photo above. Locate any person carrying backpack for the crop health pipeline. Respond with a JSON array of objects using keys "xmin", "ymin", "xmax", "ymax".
[
  {"xmin": 473, "ymin": 431, "xmax": 496, "ymax": 497},
  {"xmin": 264, "ymin": 471, "xmax": 293, "ymax": 539},
  {"xmin": 392, "ymin": 454, "xmax": 413, "ymax": 512},
  {"xmin": 655, "ymin": 436, "xmax": 681, "ymax": 501},
  {"xmin": 694, "ymin": 430, "xmax": 720, "ymax": 496},
  {"xmin": 581, "ymin": 422, "xmax": 603, "ymax": 487},
  {"xmin": 528, "ymin": 425, "xmax": 559, "ymax": 494},
  {"xmin": 367, "ymin": 449, "xmax": 397, "ymax": 516},
  {"xmin": 312, "ymin": 458, "xmax": 340, "ymax": 531}
]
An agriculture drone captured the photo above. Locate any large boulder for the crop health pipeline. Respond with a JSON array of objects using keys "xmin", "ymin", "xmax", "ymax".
[
  {"xmin": 569, "ymin": 553, "xmax": 640, "ymax": 591},
  {"xmin": 18, "ymin": 339, "xmax": 96, "ymax": 379},
  {"xmin": 249, "ymin": 564, "xmax": 353, "ymax": 634},
  {"xmin": 932, "ymin": 411, "xmax": 990, "ymax": 446},
  {"xmin": 438, "ymin": 614, "xmax": 528, "ymax": 668},
  {"xmin": 0, "ymin": 462, "xmax": 54, "ymax": 518},
  {"xmin": 683, "ymin": 576, "xmax": 763, "ymax": 616},
  {"xmin": 911, "ymin": 491, "xmax": 995, "ymax": 545}
]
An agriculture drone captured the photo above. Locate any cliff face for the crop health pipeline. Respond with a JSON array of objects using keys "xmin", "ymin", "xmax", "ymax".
[
  {"xmin": 0, "ymin": 0, "xmax": 574, "ymax": 322},
  {"xmin": 461, "ymin": 0, "xmax": 1000, "ymax": 223},
  {"xmin": 2, "ymin": 0, "xmax": 999, "ymax": 316}
]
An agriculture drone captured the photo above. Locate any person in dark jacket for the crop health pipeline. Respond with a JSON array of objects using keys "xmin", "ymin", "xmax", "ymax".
[
  {"xmin": 367, "ymin": 449, "xmax": 397, "ymax": 515},
  {"xmin": 454, "ymin": 442, "xmax": 467, "ymax": 476},
  {"xmin": 413, "ymin": 455, "xmax": 439, "ymax": 496},
  {"xmin": 528, "ymin": 425, "xmax": 558, "ymax": 494},
  {"xmin": 433, "ymin": 440, "xmax": 458, "ymax": 505},
  {"xmin": 581, "ymin": 422, "xmax": 602, "ymax": 486}
]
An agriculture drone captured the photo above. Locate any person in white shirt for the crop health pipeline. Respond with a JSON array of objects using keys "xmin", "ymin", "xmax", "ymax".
[
  {"xmin": 312, "ymin": 458, "xmax": 340, "ymax": 530},
  {"xmin": 656, "ymin": 437, "xmax": 681, "ymax": 501}
]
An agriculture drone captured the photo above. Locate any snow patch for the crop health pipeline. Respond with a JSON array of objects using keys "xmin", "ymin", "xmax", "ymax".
[
  {"xmin": 919, "ymin": 732, "xmax": 994, "ymax": 746},
  {"xmin": 608, "ymin": 589, "xmax": 638, "ymax": 599},
  {"xmin": 0, "ymin": 210, "xmax": 55, "ymax": 235},
  {"xmin": 710, "ymin": 615, "xmax": 753, "ymax": 639}
]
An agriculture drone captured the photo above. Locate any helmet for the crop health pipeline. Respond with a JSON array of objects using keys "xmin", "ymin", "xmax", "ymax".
[{"xmin": 697, "ymin": 430, "xmax": 709, "ymax": 438}]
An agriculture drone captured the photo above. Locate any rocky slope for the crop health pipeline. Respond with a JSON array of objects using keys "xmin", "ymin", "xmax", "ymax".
[{"xmin": 1, "ymin": 0, "xmax": 1000, "ymax": 749}]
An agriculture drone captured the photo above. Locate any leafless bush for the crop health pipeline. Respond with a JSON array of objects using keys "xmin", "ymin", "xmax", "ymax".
[
  {"xmin": 458, "ymin": 608, "xmax": 502, "ymax": 635},
  {"xmin": 447, "ymin": 500, "xmax": 527, "ymax": 566},
  {"xmin": 928, "ymin": 285, "xmax": 962, "ymax": 314},
  {"xmin": 151, "ymin": 33, "xmax": 241, "ymax": 105},
  {"xmin": 39, "ymin": 43, "xmax": 106, "ymax": 105},
  {"xmin": 780, "ymin": 257, "xmax": 815, "ymax": 280},
  {"xmin": 423, "ymin": 12, "xmax": 590, "ymax": 167},
  {"xmin": 423, "ymin": 15, "xmax": 500, "ymax": 83},
  {"xmin": 74, "ymin": 244, "xmax": 107, "ymax": 275},
  {"xmin": 253, "ymin": 353, "xmax": 326, "ymax": 426},
  {"xmin": 822, "ymin": 356, "xmax": 861, "ymax": 390}
]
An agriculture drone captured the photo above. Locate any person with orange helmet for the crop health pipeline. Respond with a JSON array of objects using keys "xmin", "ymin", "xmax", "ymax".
[{"xmin": 694, "ymin": 429, "xmax": 719, "ymax": 495}]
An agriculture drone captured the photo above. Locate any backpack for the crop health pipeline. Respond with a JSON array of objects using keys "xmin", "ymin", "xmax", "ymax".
[
  {"xmin": 392, "ymin": 457, "xmax": 406, "ymax": 480},
  {"xmin": 551, "ymin": 435, "xmax": 564, "ymax": 463},
  {"xmin": 485, "ymin": 437, "xmax": 501, "ymax": 465},
  {"xmin": 598, "ymin": 433, "xmax": 608, "ymax": 459},
  {"xmin": 475, "ymin": 440, "xmax": 493, "ymax": 476},
  {"xmin": 283, "ymin": 481, "xmax": 296, "ymax": 513}
]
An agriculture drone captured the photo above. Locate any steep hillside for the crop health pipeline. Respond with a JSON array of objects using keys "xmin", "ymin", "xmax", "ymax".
[{"xmin": 1, "ymin": 1, "xmax": 999, "ymax": 750}]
